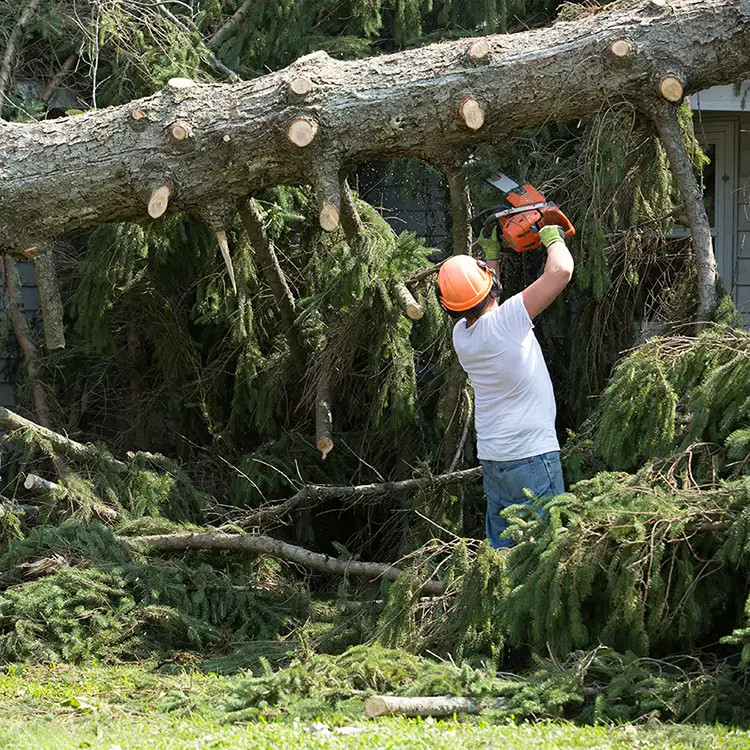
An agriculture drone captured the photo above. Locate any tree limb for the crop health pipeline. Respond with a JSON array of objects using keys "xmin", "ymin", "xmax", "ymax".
[
  {"xmin": 123, "ymin": 531, "xmax": 448, "ymax": 595},
  {"xmin": 234, "ymin": 466, "xmax": 483, "ymax": 527},
  {"xmin": 446, "ymin": 166, "xmax": 472, "ymax": 256},
  {"xmin": 0, "ymin": 0, "xmax": 42, "ymax": 106},
  {"xmin": 2, "ymin": 256, "xmax": 51, "ymax": 427},
  {"xmin": 2, "ymin": 0, "xmax": 749, "ymax": 250},
  {"xmin": 0, "ymin": 405, "xmax": 128, "ymax": 473},
  {"xmin": 208, "ymin": 0, "xmax": 254, "ymax": 49},
  {"xmin": 645, "ymin": 100, "xmax": 718, "ymax": 323},
  {"xmin": 27, "ymin": 246, "xmax": 65, "ymax": 350}
]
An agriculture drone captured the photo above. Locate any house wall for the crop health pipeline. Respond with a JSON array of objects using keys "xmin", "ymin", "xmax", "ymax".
[{"xmin": 737, "ymin": 113, "xmax": 750, "ymax": 327}]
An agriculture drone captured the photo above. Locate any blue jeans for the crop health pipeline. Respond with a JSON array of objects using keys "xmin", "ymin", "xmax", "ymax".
[{"xmin": 480, "ymin": 451, "xmax": 565, "ymax": 549}]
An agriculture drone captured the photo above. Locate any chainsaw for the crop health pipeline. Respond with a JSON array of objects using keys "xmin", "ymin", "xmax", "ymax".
[{"xmin": 471, "ymin": 171, "xmax": 575, "ymax": 254}]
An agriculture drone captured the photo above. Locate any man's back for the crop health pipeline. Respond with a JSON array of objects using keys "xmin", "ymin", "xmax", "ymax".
[{"xmin": 452, "ymin": 292, "xmax": 558, "ymax": 462}]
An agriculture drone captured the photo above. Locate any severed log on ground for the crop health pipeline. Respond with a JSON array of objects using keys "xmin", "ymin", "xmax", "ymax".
[
  {"xmin": 364, "ymin": 695, "xmax": 506, "ymax": 718},
  {"xmin": 124, "ymin": 531, "xmax": 448, "ymax": 595},
  {"xmin": 0, "ymin": 405, "xmax": 129, "ymax": 474},
  {"xmin": 0, "ymin": 0, "xmax": 748, "ymax": 267}
]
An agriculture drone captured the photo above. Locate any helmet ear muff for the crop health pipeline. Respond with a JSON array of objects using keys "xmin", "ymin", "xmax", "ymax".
[{"xmin": 476, "ymin": 259, "xmax": 502, "ymax": 300}]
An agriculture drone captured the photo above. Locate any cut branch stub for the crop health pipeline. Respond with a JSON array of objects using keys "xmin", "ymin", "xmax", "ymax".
[
  {"xmin": 166, "ymin": 77, "xmax": 196, "ymax": 90},
  {"xmin": 288, "ymin": 75, "xmax": 313, "ymax": 97},
  {"xmin": 610, "ymin": 37, "xmax": 631, "ymax": 57},
  {"xmin": 168, "ymin": 120, "xmax": 193, "ymax": 142},
  {"xmin": 659, "ymin": 75, "xmax": 685, "ymax": 102},
  {"xmin": 129, "ymin": 106, "xmax": 149, "ymax": 131},
  {"xmin": 316, "ymin": 380, "xmax": 334, "ymax": 459},
  {"xmin": 315, "ymin": 167, "xmax": 342, "ymax": 231},
  {"xmin": 215, "ymin": 229, "xmax": 237, "ymax": 294},
  {"xmin": 466, "ymin": 39, "xmax": 491, "ymax": 63},
  {"xmin": 147, "ymin": 185, "xmax": 171, "ymax": 219},
  {"xmin": 286, "ymin": 118, "xmax": 318, "ymax": 147},
  {"xmin": 459, "ymin": 98, "xmax": 485, "ymax": 130},
  {"xmin": 392, "ymin": 281, "xmax": 423, "ymax": 320}
]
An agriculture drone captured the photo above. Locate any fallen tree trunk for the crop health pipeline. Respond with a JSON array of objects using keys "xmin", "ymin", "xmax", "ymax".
[
  {"xmin": 1, "ymin": 0, "xmax": 748, "ymax": 252},
  {"xmin": 0, "ymin": 406, "xmax": 129, "ymax": 474},
  {"xmin": 124, "ymin": 532, "xmax": 448, "ymax": 595}
]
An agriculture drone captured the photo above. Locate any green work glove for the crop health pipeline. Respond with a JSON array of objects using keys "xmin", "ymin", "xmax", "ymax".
[
  {"xmin": 477, "ymin": 226, "xmax": 502, "ymax": 261},
  {"xmin": 539, "ymin": 225, "xmax": 565, "ymax": 249}
]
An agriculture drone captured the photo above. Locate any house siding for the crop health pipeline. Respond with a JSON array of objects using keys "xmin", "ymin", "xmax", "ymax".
[{"xmin": 736, "ymin": 113, "xmax": 750, "ymax": 327}]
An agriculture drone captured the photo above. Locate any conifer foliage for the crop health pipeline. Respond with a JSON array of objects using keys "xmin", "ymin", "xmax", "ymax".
[{"xmin": 0, "ymin": 0, "xmax": 748, "ymax": 725}]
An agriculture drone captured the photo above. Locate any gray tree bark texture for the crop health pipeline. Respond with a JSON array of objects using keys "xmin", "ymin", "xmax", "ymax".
[
  {"xmin": 1, "ymin": 0, "xmax": 749, "ymax": 257},
  {"xmin": 125, "ymin": 532, "xmax": 448, "ymax": 595}
]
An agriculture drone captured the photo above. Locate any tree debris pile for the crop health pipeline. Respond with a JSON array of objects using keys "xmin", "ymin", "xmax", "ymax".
[{"xmin": 223, "ymin": 644, "xmax": 750, "ymax": 725}]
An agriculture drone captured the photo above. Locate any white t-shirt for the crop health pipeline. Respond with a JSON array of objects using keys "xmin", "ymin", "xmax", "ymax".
[{"xmin": 452, "ymin": 293, "xmax": 559, "ymax": 462}]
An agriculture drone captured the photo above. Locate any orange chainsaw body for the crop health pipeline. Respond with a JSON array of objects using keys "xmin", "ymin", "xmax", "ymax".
[{"xmin": 476, "ymin": 174, "xmax": 576, "ymax": 253}]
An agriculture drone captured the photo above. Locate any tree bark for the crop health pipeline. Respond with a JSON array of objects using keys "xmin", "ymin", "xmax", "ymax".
[
  {"xmin": 229, "ymin": 466, "xmax": 483, "ymax": 526},
  {"xmin": 124, "ymin": 532, "xmax": 448, "ymax": 595},
  {"xmin": 27, "ymin": 247, "xmax": 65, "ymax": 350},
  {"xmin": 1, "ymin": 0, "xmax": 749, "ymax": 250},
  {"xmin": 646, "ymin": 100, "xmax": 718, "ymax": 323},
  {"xmin": 0, "ymin": 405, "xmax": 129, "ymax": 473},
  {"xmin": 365, "ymin": 695, "xmax": 503, "ymax": 718},
  {"xmin": 447, "ymin": 167, "xmax": 472, "ymax": 256},
  {"xmin": 2, "ymin": 256, "xmax": 51, "ymax": 427}
]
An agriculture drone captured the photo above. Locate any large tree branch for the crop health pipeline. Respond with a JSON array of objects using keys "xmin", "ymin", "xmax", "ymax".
[
  {"xmin": 646, "ymin": 100, "xmax": 718, "ymax": 323},
  {"xmin": 233, "ymin": 465, "xmax": 483, "ymax": 527},
  {"xmin": 1, "ymin": 0, "xmax": 749, "ymax": 250},
  {"xmin": 124, "ymin": 531, "xmax": 448, "ymax": 595},
  {"xmin": 0, "ymin": 405, "xmax": 128, "ymax": 473}
]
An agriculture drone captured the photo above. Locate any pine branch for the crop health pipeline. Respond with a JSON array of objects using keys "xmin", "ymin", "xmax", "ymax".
[
  {"xmin": 231, "ymin": 466, "xmax": 483, "ymax": 527},
  {"xmin": 123, "ymin": 531, "xmax": 448, "ymax": 595},
  {"xmin": 208, "ymin": 0, "xmax": 254, "ymax": 49},
  {"xmin": 0, "ymin": 405, "xmax": 128, "ymax": 473}
]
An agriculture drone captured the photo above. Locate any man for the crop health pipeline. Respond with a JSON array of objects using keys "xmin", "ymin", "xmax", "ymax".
[{"xmin": 436, "ymin": 225, "xmax": 574, "ymax": 548}]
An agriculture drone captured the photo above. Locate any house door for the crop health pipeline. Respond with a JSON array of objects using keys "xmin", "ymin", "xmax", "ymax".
[{"xmin": 694, "ymin": 119, "xmax": 738, "ymax": 299}]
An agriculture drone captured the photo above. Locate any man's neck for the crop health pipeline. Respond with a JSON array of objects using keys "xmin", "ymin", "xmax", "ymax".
[{"xmin": 465, "ymin": 298, "xmax": 498, "ymax": 328}]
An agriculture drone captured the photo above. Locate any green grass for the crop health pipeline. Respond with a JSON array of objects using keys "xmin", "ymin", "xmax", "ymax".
[{"xmin": 0, "ymin": 664, "xmax": 747, "ymax": 749}]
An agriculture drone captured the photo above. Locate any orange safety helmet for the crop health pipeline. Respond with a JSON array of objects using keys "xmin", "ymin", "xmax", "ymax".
[{"xmin": 436, "ymin": 255, "xmax": 496, "ymax": 312}]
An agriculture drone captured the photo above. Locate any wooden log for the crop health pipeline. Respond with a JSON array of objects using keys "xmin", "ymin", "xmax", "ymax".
[
  {"xmin": 286, "ymin": 118, "xmax": 318, "ymax": 147},
  {"xmin": 365, "ymin": 696, "xmax": 483, "ymax": 718},
  {"xmin": 658, "ymin": 75, "xmax": 685, "ymax": 102},
  {"xmin": 0, "ymin": 405, "xmax": 129, "ymax": 473},
  {"xmin": 466, "ymin": 39, "xmax": 491, "ymax": 63},
  {"xmin": 123, "ymin": 531, "xmax": 448, "ymax": 595},
  {"xmin": 24, "ymin": 473, "xmax": 68, "ymax": 498},
  {"xmin": 3, "ymin": 0, "xmax": 750, "ymax": 250},
  {"xmin": 215, "ymin": 230, "xmax": 237, "ymax": 294},
  {"xmin": 28, "ymin": 247, "xmax": 66, "ymax": 350},
  {"xmin": 147, "ymin": 186, "xmax": 171, "ymax": 218},
  {"xmin": 609, "ymin": 37, "xmax": 631, "ymax": 57},
  {"xmin": 316, "ymin": 380, "xmax": 334, "ymax": 460},
  {"xmin": 459, "ymin": 98, "xmax": 485, "ymax": 130},
  {"xmin": 392, "ymin": 281, "xmax": 423, "ymax": 320}
]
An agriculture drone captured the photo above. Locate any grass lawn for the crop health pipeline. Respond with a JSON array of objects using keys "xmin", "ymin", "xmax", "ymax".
[{"xmin": 0, "ymin": 664, "xmax": 747, "ymax": 749}]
